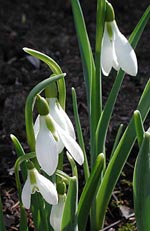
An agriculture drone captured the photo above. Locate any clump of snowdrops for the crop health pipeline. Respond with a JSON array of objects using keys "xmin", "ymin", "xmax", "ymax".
[{"xmin": 0, "ymin": 1, "xmax": 150, "ymax": 231}]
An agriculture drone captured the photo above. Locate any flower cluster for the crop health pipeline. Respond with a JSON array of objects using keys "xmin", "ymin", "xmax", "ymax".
[{"xmin": 19, "ymin": 1, "xmax": 140, "ymax": 230}]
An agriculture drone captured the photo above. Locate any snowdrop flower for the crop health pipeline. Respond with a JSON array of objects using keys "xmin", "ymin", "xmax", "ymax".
[
  {"xmin": 47, "ymin": 97, "xmax": 76, "ymax": 139},
  {"xmin": 101, "ymin": 2, "xmax": 138, "ymax": 76},
  {"xmin": 21, "ymin": 168, "xmax": 58, "ymax": 209},
  {"xmin": 35, "ymin": 115, "xmax": 59, "ymax": 176},
  {"xmin": 34, "ymin": 95, "xmax": 84, "ymax": 176},
  {"xmin": 50, "ymin": 194, "xmax": 66, "ymax": 231}
]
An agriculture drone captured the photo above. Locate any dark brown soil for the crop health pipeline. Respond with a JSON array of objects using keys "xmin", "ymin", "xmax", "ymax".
[{"xmin": 0, "ymin": 0, "xmax": 149, "ymax": 230}]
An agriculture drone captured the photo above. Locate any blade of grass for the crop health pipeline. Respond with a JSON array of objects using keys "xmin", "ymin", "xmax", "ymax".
[{"xmin": 96, "ymin": 79, "xmax": 150, "ymax": 230}]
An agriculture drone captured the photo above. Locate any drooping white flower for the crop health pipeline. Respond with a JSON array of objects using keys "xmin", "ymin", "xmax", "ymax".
[
  {"xmin": 34, "ymin": 98, "xmax": 84, "ymax": 172},
  {"xmin": 21, "ymin": 168, "xmax": 58, "ymax": 209},
  {"xmin": 47, "ymin": 97, "xmax": 76, "ymax": 139},
  {"xmin": 50, "ymin": 194, "xmax": 66, "ymax": 231},
  {"xmin": 35, "ymin": 115, "xmax": 59, "ymax": 176},
  {"xmin": 101, "ymin": 20, "xmax": 138, "ymax": 76}
]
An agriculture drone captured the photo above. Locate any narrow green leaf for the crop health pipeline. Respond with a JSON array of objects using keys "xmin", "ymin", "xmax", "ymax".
[
  {"xmin": 110, "ymin": 124, "xmax": 124, "ymax": 158},
  {"xmin": 70, "ymin": 0, "xmax": 95, "ymax": 104},
  {"xmin": 96, "ymin": 79, "xmax": 150, "ymax": 230},
  {"xmin": 61, "ymin": 177, "xmax": 78, "ymax": 231},
  {"xmin": 20, "ymin": 206, "xmax": 29, "ymax": 231},
  {"xmin": 78, "ymin": 154, "xmax": 104, "ymax": 231},
  {"xmin": 134, "ymin": 110, "xmax": 145, "ymax": 147},
  {"xmin": 90, "ymin": 0, "xmax": 106, "ymax": 168},
  {"xmin": 133, "ymin": 132, "xmax": 150, "ymax": 231},
  {"xmin": 72, "ymin": 87, "xmax": 89, "ymax": 181},
  {"xmin": 23, "ymin": 48, "xmax": 66, "ymax": 109},
  {"xmin": 10, "ymin": 134, "xmax": 27, "ymax": 180}
]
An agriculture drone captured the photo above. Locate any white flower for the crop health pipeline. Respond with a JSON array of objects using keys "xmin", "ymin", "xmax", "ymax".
[
  {"xmin": 101, "ymin": 20, "xmax": 138, "ymax": 76},
  {"xmin": 35, "ymin": 115, "xmax": 58, "ymax": 176},
  {"xmin": 47, "ymin": 98, "xmax": 76, "ymax": 139},
  {"xmin": 21, "ymin": 168, "xmax": 58, "ymax": 209},
  {"xmin": 50, "ymin": 194, "xmax": 66, "ymax": 231},
  {"xmin": 34, "ymin": 98, "xmax": 84, "ymax": 175}
]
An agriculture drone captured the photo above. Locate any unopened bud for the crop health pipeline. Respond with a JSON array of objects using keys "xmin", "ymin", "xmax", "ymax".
[
  {"xmin": 36, "ymin": 94, "xmax": 49, "ymax": 115},
  {"xmin": 57, "ymin": 181, "xmax": 66, "ymax": 195},
  {"xmin": 105, "ymin": 1, "xmax": 115, "ymax": 22}
]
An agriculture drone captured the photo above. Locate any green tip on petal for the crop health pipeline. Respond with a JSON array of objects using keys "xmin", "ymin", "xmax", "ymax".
[
  {"xmin": 45, "ymin": 115, "xmax": 59, "ymax": 141},
  {"xmin": 105, "ymin": 1, "xmax": 115, "ymax": 22},
  {"xmin": 36, "ymin": 94, "xmax": 49, "ymax": 116}
]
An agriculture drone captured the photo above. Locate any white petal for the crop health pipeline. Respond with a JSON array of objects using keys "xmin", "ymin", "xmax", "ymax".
[
  {"xmin": 50, "ymin": 194, "xmax": 66, "ymax": 231},
  {"xmin": 48, "ymin": 98, "xmax": 76, "ymax": 139},
  {"xmin": 35, "ymin": 170, "xmax": 58, "ymax": 205},
  {"xmin": 58, "ymin": 103, "xmax": 76, "ymax": 139},
  {"xmin": 34, "ymin": 115, "xmax": 40, "ymax": 139},
  {"xmin": 101, "ymin": 24, "xmax": 114, "ymax": 76},
  {"xmin": 36, "ymin": 116, "xmax": 58, "ymax": 175},
  {"xmin": 112, "ymin": 20, "xmax": 138, "ymax": 76},
  {"xmin": 54, "ymin": 122, "xmax": 84, "ymax": 165},
  {"xmin": 21, "ymin": 177, "xmax": 31, "ymax": 209},
  {"xmin": 48, "ymin": 98, "xmax": 66, "ymax": 128}
]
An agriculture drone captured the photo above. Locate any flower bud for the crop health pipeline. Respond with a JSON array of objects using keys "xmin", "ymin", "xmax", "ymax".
[
  {"xmin": 27, "ymin": 161, "xmax": 35, "ymax": 170},
  {"xmin": 57, "ymin": 182, "xmax": 66, "ymax": 195},
  {"xmin": 105, "ymin": 1, "xmax": 115, "ymax": 22},
  {"xmin": 36, "ymin": 94, "xmax": 49, "ymax": 115}
]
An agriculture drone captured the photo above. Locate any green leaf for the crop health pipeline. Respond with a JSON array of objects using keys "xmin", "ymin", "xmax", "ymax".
[
  {"xmin": 20, "ymin": 206, "xmax": 29, "ymax": 231},
  {"xmin": 23, "ymin": 48, "xmax": 66, "ymax": 109},
  {"xmin": 90, "ymin": 0, "xmax": 106, "ymax": 167},
  {"xmin": 133, "ymin": 132, "xmax": 150, "ymax": 231},
  {"xmin": 78, "ymin": 154, "xmax": 104, "ymax": 231},
  {"xmin": 10, "ymin": 134, "xmax": 27, "ymax": 180},
  {"xmin": 70, "ymin": 0, "xmax": 95, "ymax": 105},
  {"xmin": 72, "ymin": 87, "xmax": 89, "ymax": 181},
  {"xmin": 110, "ymin": 124, "xmax": 124, "ymax": 158},
  {"xmin": 134, "ymin": 110, "xmax": 145, "ymax": 147},
  {"xmin": 61, "ymin": 176, "xmax": 78, "ymax": 231},
  {"xmin": 96, "ymin": 79, "xmax": 150, "ymax": 230}
]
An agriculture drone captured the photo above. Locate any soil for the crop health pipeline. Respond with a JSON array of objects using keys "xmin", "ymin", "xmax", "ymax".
[{"xmin": 0, "ymin": 0, "xmax": 149, "ymax": 230}]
